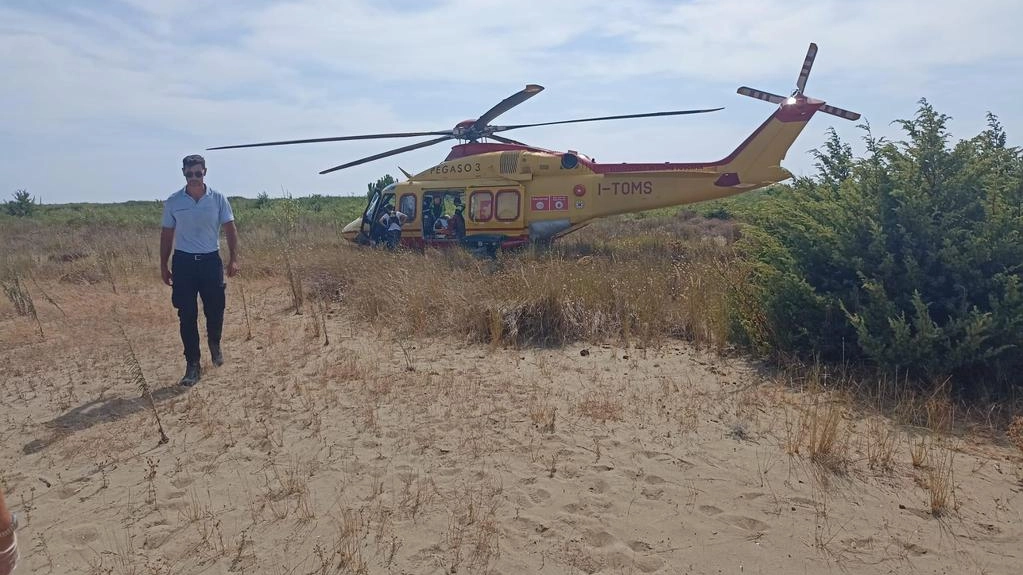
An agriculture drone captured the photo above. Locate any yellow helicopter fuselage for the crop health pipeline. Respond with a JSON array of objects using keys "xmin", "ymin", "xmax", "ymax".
[{"xmin": 341, "ymin": 98, "xmax": 818, "ymax": 250}]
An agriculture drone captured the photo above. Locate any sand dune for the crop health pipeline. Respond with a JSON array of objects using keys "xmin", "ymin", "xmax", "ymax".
[{"xmin": 1, "ymin": 280, "xmax": 1021, "ymax": 574}]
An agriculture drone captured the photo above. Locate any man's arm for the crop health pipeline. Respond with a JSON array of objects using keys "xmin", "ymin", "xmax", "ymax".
[
  {"xmin": 223, "ymin": 221, "xmax": 239, "ymax": 277},
  {"xmin": 0, "ymin": 490, "xmax": 17, "ymax": 575},
  {"xmin": 160, "ymin": 227, "xmax": 175, "ymax": 286}
]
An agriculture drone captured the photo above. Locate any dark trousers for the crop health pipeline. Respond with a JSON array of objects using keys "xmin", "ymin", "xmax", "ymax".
[
  {"xmin": 385, "ymin": 230, "xmax": 401, "ymax": 250},
  {"xmin": 171, "ymin": 250, "xmax": 226, "ymax": 363}
]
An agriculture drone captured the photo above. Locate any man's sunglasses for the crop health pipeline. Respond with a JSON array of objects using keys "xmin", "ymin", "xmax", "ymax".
[{"xmin": 184, "ymin": 170, "xmax": 204, "ymax": 178}]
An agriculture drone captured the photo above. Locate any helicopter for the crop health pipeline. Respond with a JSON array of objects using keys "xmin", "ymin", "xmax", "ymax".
[{"xmin": 209, "ymin": 43, "xmax": 858, "ymax": 255}]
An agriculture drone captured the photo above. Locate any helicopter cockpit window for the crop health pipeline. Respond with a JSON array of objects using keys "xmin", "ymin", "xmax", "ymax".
[
  {"xmin": 398, "ymin": 193, "xmax": 417, "ymax": 221},
  {"xmin": 470, "ymin": 191, "xmax": 493, "ymax": 222}
]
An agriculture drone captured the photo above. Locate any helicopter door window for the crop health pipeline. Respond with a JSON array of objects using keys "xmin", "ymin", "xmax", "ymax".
[
  {"xmin": 470, "ymin": 191, "xmax": 493, "ymax": 222},
  {"xmin": 398, "ymin": 193, "xmax": 417, "ymax": 221},
  {"xmin": 364, "ymin": 194, "xmax": 379, "ymax": 219},
  {"xmin": 495, "ymin": 189, "xmax": 520, "ymax": 221}
]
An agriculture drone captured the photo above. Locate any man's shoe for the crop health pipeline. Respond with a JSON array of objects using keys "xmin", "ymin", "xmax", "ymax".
[
  {"xmin": 210, "ymin": 344, "xmax": 224, "ymax": 367},
  {"xmin": 180, "ymin": 361, "xmax": 201, "ymax": 387}
]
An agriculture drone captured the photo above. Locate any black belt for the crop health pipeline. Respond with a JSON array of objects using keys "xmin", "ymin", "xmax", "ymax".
[{"xmin": 175, "ymin": 250, "xmax": 219, "ymax": 261}]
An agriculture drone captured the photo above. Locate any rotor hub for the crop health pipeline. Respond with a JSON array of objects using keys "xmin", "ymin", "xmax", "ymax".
[{"xmin": 453, "ymin": 120, "xmax": 477, "ymax": 140}]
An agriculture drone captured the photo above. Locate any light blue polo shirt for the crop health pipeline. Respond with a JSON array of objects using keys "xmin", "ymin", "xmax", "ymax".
[{"xmin": 161, "ymin": 185, "xmax": 235, "ymax": 254}]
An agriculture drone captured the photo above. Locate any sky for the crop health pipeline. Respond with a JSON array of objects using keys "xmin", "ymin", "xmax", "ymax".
[{"xmin": 2, "ymin": 0, "xmax": 1022, "ymax": 204}]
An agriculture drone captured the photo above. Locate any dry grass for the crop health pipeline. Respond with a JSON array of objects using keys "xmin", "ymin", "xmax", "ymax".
[
  {"xmin": 783, "ymin": 391, "xmax": 850, "ymax": 476},
  {"xmin": 864, "ymin": 417, "xmax": 897, "ymax": 473},
  {"xmin": 925, "ymin": 443, "xmax": 958, "ymax": 517},
  {"xmin": 1007, "ymin": 416, "xmax": 1023, "ymax": 453},
  {"xmin": 3, "ymin": 209, "xmax": 1023, "ymax": 575},
  {"xmin": 577, "ymin": 385, "xmax": 625, "ymax": 423},
  {"xmin": 807, "ymin": 399, "xmax": 849, "ymax": 475}
]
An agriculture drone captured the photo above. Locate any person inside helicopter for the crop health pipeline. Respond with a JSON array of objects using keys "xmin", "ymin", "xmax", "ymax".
[
  {"xmin": 433, "ymin": 213, "xmax": 451, "ymax": 236},
  {"xmin": 422, "ymin": 196, "xmax": 435, "ymax": 238},
  {"xmin": 449, "ymin": 197, "xmax": 466, "ymax": 239},
  {"xmin": 424, "ymin": 194, "xmax": 447, "ymax": 238}
]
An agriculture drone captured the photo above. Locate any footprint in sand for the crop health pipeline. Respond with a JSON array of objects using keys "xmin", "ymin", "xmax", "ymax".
[
  {"xmin": 56, "ymin": 485, "xmax": 80, "ymax": 500},
  {"xmin": 583, "ymin": 529, "xmax": 618, "ymax": 548},
  {"xmin": 720, "ymin": 515, "xmax": 770, "ymax": 532},
  {"xmin": 170, "ymin": 476, "xmax": 194, "ymax": 489},
  {"xmin": 699, "ymin": 504, "xmax": 723, "ymax": 516},
  {"xmin": 640, "ymin": 486, "xmax": 664, "ymax": 500},
  {"xmin": 894, "ymin": 539, "xmax": 929, "ymax": 556},
  {"xmin": 633, "ymin": 555, "xmax": 665, "ymax": 574},
  {"xmin": 529, "ymin": 488, "xmax": 551, "ymax": 504},
  {"xmin": 641, "ymin": 451, "xmax": 696, "ymax": 470},
  {"xmin": 562, "ymin": 502, "xmax": 587, "ymax": 514},
  {"xmin": 644, "ymin": 475, "xmax": 666, "ymax": 485},
  {"xmin": 605, "ymin": 549, "xmax": 664, "ymax": 574},
  {"xmin": 65, "ymin": 525, "xmax": 100, "ymax": 546},
  {"xmin": 587, "ymin": 478, "xmax": 610, "ymax": 494},
  {"xmin": 142, "ymin": 525, "xmax": 175, "ymax": 550},
  {"xmin": 627, "ymin": 540, "xmax": 653, "ymax": 552},
  {"xmin": 160, "ymin": 499, "xmax": 191, "ymax": 513}
]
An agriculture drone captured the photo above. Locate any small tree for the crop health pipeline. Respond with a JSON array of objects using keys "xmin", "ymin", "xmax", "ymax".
[
  {"xmin": 6, "ymin": 189, "xmax": 35, "ymax": 217},
  {"xmin": 367, "ymin": 175, "xmax": 396, "ymax": 199}
]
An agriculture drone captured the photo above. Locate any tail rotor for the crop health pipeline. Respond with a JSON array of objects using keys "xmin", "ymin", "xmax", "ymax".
[{"xmin": 737, "ymin": 43, "xmax": 860, "ymax": 121}]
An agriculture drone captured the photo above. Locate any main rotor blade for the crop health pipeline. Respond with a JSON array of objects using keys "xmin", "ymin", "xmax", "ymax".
[
  {"xmin": 820, "ymin": 104, "xmax": 861, "ymax": 121},
  {"xmin": 492, "ymin": 108, "xmax": 723, "ymax": 132},
  {"xmin": 472, "ymin": 84, "xmax": 544, "ymax": 132},
  {"xmin": 796, "ymin": 42, "xmax": 817, "ymax": 94},
  {"xmin": 207, "ymin": 130, "xmax": 453, "ymax": 151},
  {"xmin": 737, "ymin": 87, "xmax": 786, "ymax": 104},
  {"xmin": 319, "ymin": 135, "xmax": 454, "ymax": 174},
  {"xmin": 487, "ymin": 134, "xmax": 529, "ymax": 146}
]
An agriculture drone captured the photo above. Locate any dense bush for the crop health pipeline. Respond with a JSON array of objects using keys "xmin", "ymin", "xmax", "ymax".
[{"xmin": 734, "ymin": 101, "xmax": 1023, "ymax": 397}]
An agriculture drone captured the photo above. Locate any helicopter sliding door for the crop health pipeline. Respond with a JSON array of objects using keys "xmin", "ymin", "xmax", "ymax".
[{"xmin": 465, "ymin": 185, "xmax": 526, "ymax": 248}]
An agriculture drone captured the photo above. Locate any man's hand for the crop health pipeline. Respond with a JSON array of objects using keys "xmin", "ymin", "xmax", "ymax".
[
  {"xmin": 161, "ymin": 267, "xmax": 173, "ymax": 286},
  {"xmin": 227, "ymin": 260, "xmax": 239, "ymax": 278}
]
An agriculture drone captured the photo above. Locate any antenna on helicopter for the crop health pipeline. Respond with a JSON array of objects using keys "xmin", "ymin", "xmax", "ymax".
[
  {"xmin": 208, "ymin": 84, "xmax": 723, "ymax": 175},
  {"xmin": 736, "ymin": 43, "xmax": 860, "ymax": 121}
]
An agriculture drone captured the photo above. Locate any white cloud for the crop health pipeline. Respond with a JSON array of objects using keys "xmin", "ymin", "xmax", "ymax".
[{"xmin": 1, "ymin": 0, "xmax": 1021, "ymax": 203}]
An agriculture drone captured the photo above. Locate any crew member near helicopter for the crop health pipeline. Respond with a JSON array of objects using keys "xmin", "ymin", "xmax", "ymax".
[
  {"xmin": 380, "ymin": 207, "xmax": 408, "ymax": 250},
  {"xmin": 160, "ymin": 154, "xmax": 239, "ymax": 387}
]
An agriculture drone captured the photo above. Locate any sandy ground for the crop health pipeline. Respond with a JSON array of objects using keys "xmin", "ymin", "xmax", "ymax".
[{"xmin": 1, "ymin": 278, "xmax": 1021, "ymax": 574}]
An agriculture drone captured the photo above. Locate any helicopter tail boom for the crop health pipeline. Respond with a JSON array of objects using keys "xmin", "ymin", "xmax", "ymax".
[
  {"xmin": 717, "ymin": 43, "xmax": 859, "ymax": 186},
  {"xmin": 713, "ymin": 101, "xmax": 818, "ymax": 184}
]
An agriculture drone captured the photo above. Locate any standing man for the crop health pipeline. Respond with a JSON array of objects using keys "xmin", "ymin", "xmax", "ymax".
[{"xmin": 160, "ymin": 154, "xmax": 239, "ymax": 387}]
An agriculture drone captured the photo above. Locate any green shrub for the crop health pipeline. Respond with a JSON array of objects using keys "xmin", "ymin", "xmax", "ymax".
[{"xmin": 734, "ymin": 102, "xmax": 1023, "ymax": 397}]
